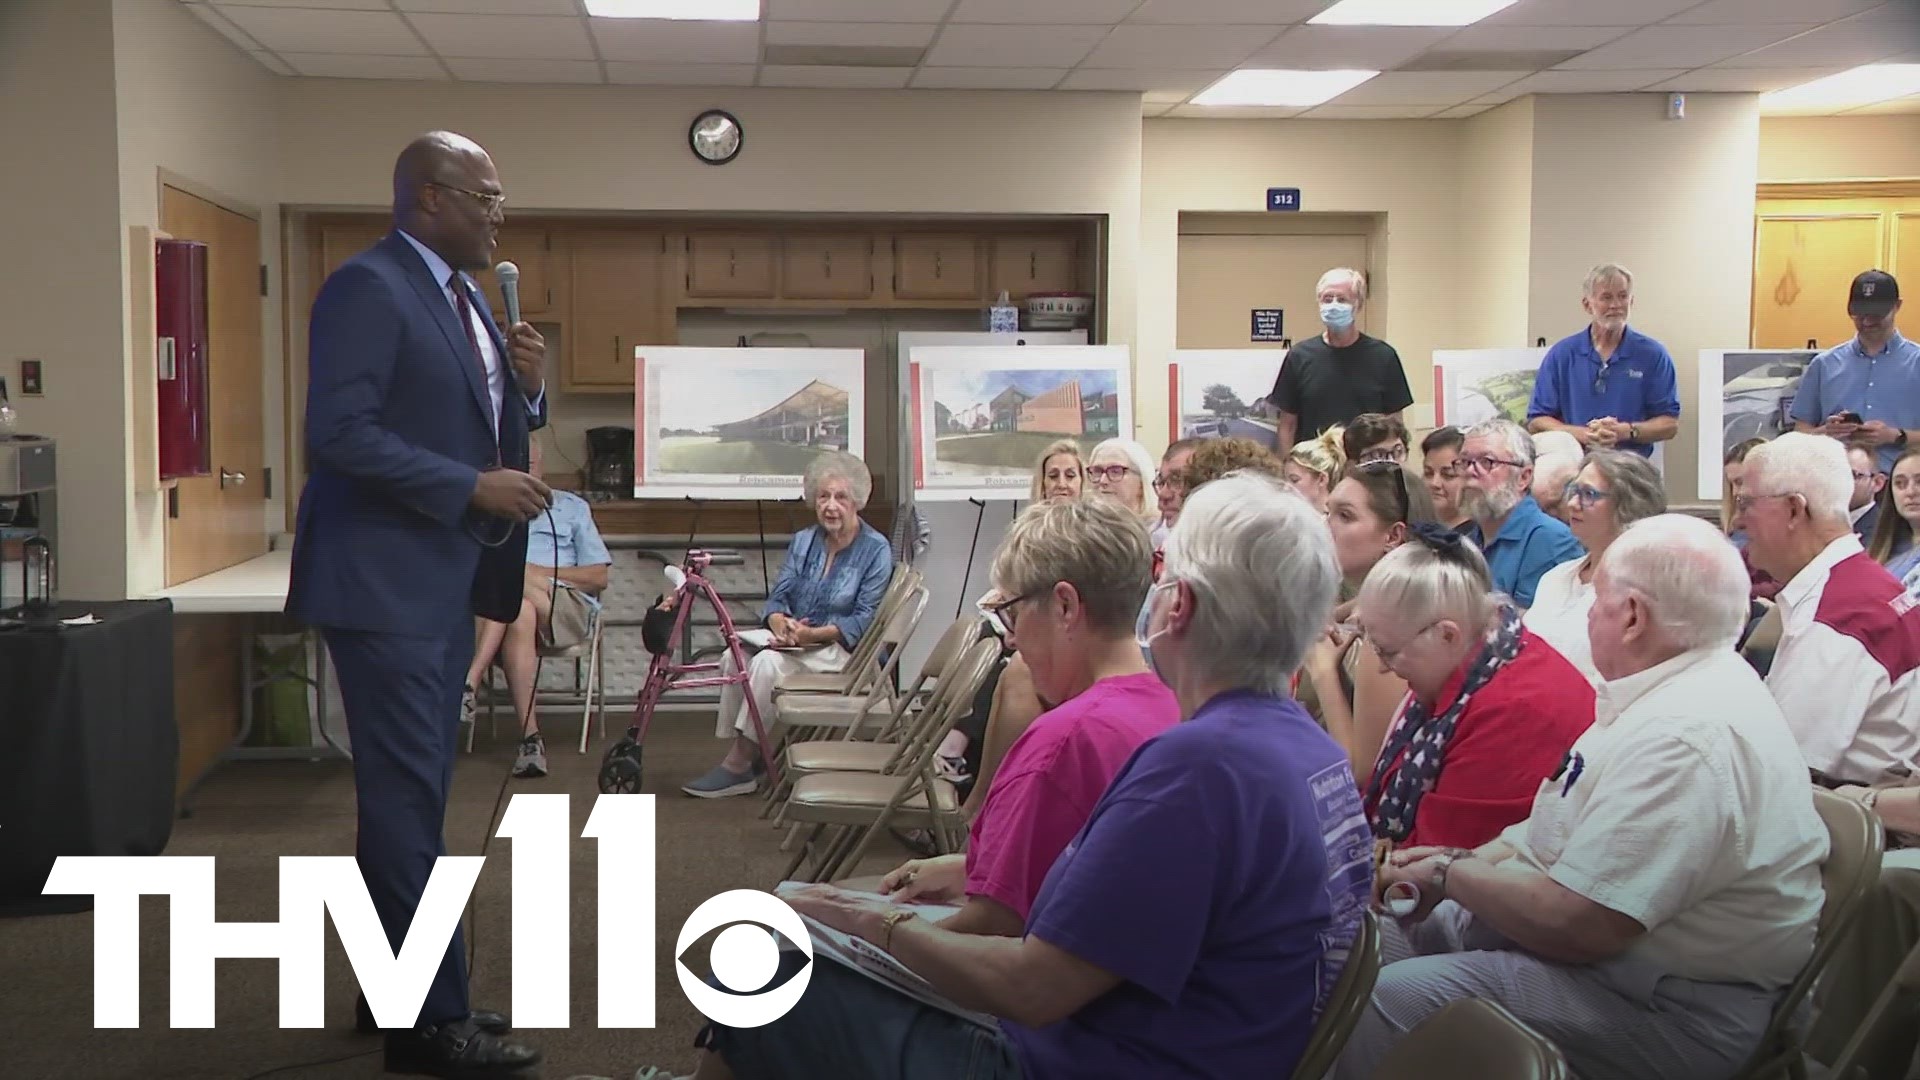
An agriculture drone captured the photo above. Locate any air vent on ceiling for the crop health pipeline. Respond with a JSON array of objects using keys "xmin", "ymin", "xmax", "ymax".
[
  {"xmin": 1399, "ymin": 49, "xmax": 1585, "ymax": 71},
  {"xmin": 761, "ymin": 44, "xmax": 928, "ymax": 67}
]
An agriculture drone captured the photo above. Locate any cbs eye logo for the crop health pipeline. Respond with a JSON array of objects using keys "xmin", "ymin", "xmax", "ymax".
[{"xmin": 675, "ymin": 889, "xmax": 812, "ymax": 1027}]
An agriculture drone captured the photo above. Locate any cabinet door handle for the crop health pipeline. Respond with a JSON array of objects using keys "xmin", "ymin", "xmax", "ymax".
[
  {"xmin": 933, "ymin": 251, "xmax": 943, "ymax": 278},
  {"xmin": 220, "ymin": 468, "xmax": 246, "ymax": 488},
  {"xmin": 614, "ymin": 335, "xmax": 622, "ymax": 363},
  {"xmin": 823, "ymin": 250, "xmax": 832, "ymax": 279},
  {"xmin": 1030, "ymin": 252, "xmax": 1038, "ymax": 278}
]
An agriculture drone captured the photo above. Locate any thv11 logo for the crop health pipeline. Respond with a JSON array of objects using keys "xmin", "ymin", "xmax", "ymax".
[{"xmin": 42, "ymin": 794, "xmax": 812, "ymax": 1030}]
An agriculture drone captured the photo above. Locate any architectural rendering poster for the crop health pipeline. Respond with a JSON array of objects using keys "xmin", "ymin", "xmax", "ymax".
[
  {"xmin": 1695, "ymin": 349, "xmax": 1817, "ymax": 502},
  {"xmin": 1167, "ymin": 349, "xmax": 1286, "ymax": 446},
  {"xmin": 1432, "ymin": 348, "xmax": 1546, "ymax": 430},
  {"xmin": 908, "ymin": 345, "xmax": 1133, "ymax": 501},
  {"xmin": 633, "ymin": 347, "xmax": 866, "ymax": 500}
]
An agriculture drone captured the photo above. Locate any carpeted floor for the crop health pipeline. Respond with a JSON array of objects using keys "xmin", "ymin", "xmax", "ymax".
[{"xmin": 0, "ymin": 708, "xmax": 915, "ymax": 1080}]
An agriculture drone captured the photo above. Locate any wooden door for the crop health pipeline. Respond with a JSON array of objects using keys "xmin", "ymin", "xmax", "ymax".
[
  {"xmin": 1752, "ymin": 187, "xmax": 1920, "ymax": 349},
  {"xmin": 568, "ymin": 231, "xmax": 663, "ymax": 388},
  {"xmin": 161, "ymin": 185, "xmax": 268, "ymax": 586},
  {"xmin": 686, "ymin": 232, "xmax": 776, "ymax": 298},
  {"xmin": 893, "ymin": 235, "xmax": 981, "ymax": 301},
  {"xmin": 1176, "ymin": 232, "xmax": 1370, "ymax": 348},
  {"xmin": 781, "ymin": 233, "xmax": 873, "ymax": 300},
  {"xmin": 990, "ymin": 235, "xmax": 1078, "ymax": 301}
]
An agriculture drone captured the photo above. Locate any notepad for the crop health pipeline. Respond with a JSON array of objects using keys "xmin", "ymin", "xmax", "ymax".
[{"xmin": 771, "ymin": 882, "xmax": 993, "ymax": 1029}]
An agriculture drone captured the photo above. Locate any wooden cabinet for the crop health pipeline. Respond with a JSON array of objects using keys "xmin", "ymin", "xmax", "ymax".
[
  {"xmin": 991, "ymin": 235, "xmax": 1079, "ymax": 300},
  {"xmin": 893, "ymin": 235, "xmax": 982, "ymax": 301},
  {"xmin": 319, "ymin": 223, "xmax": 387, "ymax": 283},
  {"xmin": 483, "ymin": 226, "xmax": 554, "ymax": 319},
  {"xmin": 567, "ymin": 231, "xmax": 665, "ymax": 390},
  {"xmin": 782, "ymin": 233, "xmax": 874, "ymax": 300},
  {"xmin": 686, "ymin": 232, "xmax": 776, "ymax": 298}
]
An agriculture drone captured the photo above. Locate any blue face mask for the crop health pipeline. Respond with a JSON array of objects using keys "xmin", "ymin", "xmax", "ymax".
[
  {"xmin": 1135, "ymin": 580, "xmax": 1178, "ymax": 684},
  {"xmin": 1319, "ymin": 301, "xmax": 1355, "ymax": 330}
]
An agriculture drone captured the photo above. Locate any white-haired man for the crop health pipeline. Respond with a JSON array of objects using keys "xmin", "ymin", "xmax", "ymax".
[
  {"xmin": 1458, "ymin": 419, "xmax": 1583, "ymax": 607},
  {"xmin": 1339, "ymin": 514, "xmax": 1829, "ymax": 1080},
  {"xmin": 1527, "ymin": 264, "xmax": 1681, "ymax": 458},
  {"xmin": 1270, "ymin": 266, "xmax": 1413, "ymax": 455},
  {"xmin": 1739, "ymin": 432, "xmax": 1920, "ymax": 786}
]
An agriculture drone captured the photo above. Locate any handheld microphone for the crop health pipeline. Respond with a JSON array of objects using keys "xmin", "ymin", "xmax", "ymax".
[{"xmin": 495, "ymin": 260, "xmax": 521, "ymax": 327}]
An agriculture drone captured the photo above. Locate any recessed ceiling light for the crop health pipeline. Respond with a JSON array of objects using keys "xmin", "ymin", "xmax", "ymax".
[
  {"xmin": 1309, "ymin": 0, "xmax": 1518, "ymax": 27},
  {"xmin": 1761, "ymin": 64, "xmax": 1920, "ymax": 110},
  {"xmin": 585, "ymin": 0, "xmax": 759, "ymax": 19},
  {"xmin": 1192, "ymin": 69, "xmax": 1380, "ymax": 107}
]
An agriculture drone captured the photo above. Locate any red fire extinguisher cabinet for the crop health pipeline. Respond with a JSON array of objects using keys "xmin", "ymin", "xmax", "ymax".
[{"xmin": 156, "ymin": 238, "xmax": 212, "ymax": 480}]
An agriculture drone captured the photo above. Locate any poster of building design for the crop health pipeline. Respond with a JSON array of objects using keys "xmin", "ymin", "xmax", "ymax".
[
  {"xmin": 1695, "ymin": 349, "xmax": 1817, "ymax": 502},
  {"xmin": 633, "ymin": 347, "xmax": 866, "ymax": 500},
  {"xmin": 1432, "ymin": 348, "xmax": 1546, "ymax": 430},
  {"xmin": 1167, "ymin": 349, "xmax": 1286, "ymax": 446},
  {"xmin": 908, "ymin": 345, "xmax": 1132, "ymax": 501}
]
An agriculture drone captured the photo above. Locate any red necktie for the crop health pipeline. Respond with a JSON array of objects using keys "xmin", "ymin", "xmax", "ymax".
[{"xmin": 450, "ymin": 272, "xmax": 487, "ymax": 379}]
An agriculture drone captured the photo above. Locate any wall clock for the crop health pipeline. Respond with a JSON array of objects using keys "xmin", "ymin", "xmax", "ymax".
[{"xmin": 689, "ymin": 109, "xmax": 742, "ymax": 165}]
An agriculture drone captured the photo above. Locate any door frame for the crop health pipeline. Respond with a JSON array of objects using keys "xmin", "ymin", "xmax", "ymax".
[{"xmin": 1176, "ymin": 211, "xmax": 1388, "ymax": 346}]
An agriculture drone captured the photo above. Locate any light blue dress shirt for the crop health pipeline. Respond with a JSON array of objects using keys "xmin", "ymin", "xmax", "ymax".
[
  {"xmin": 1789, "ymin": 330, "xmax": 1920, "ymax": 474},
  {"xmin": 396, "ymin": 229, "xmax": 545, "ymax": 428}
]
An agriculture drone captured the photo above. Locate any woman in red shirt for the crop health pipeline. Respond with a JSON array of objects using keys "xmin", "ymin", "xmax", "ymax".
[{"xmin": 1351, "ymin": 524, "xmax": 1594, "ymax": 852}]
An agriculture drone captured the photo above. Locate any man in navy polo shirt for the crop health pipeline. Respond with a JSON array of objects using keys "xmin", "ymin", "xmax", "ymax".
[
  {"xmin": 1527, "ymin": 263, "xmax": 1681, "ymax": 459},
  {"xmin": 1459, "ymin": 419, "xmax": 1584, "ymax": 608},
  {"xmin": 1792, "ymin": 269, "xmax": 1920, "ymax": 475}
]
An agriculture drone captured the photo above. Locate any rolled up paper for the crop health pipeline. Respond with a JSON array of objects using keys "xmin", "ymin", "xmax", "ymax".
[{"xmin": 1384, "ymin": 880, "xmax": 1420, "ymax": 918}]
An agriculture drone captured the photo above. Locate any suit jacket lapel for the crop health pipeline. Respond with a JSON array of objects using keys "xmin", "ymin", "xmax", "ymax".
[{"xmin": 383, "ymin": 233, "xmax": 495, "ymax": 431}]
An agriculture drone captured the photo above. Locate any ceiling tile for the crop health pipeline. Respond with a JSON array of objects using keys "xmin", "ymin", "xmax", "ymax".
[
  {"xmin": 1166, "ymin": 104, "xmax": 1310, "ymax": 117},
  {"xmin": 604, "ymin": 62, "xmax": 757, "ymax": 85},
  {"xmin": 767, "ymin": 0, "xmax": 955, "ymax": 21},
  {"xmin": 214, "ymin": 5, "xmax": 428, "ymax": 55},
  {"xmin": 1080, "ymin": 25, "xmax": 1282, "ymax": 68},
  {"xmin": 1330, "ymin": 70, "xmax": 1529, "ymax": 105},
  {"xmin": 1250, "ymin": 26, "xmax": 1455, "ymax": 69},
  {"xmin": 1839, "ymin": 93, "xmax": 1920, "ymax": 115},
  {"xmin": 765, "ymin": 22, "xmax": 938, "ymax": 47},
  {"xmin": 393, "ymin": 0, "xmax": 577, "ymax": 13},
  {"xmin": 1127, "ymin": 0, "xmax": 1330, "ymax": 24},
  {"xmin": 444, "ymin": 57, "xmax": 603, "ymax": 83},
  {"xmin": 1646, "ymin": 67, "xmax": 1848, "ymax": 92},
  {"xmin": 208, "ymin": 0, "xmax": 387, "ymax": 8},
  {"xmin": 248, "ymin": 50, "xmax": 296, "ymax": 76},
  {"xmin": 909, "ymin": 66, "xmax": 1069, "ymax": 88},
  {"xmin": 1143, "ymin": 102, "xmax": 1178, "ymax": 116},
  {"xmin": 1501, "ymin": 68, "xmax": 1685, "ymax": 92},
  {"xmin": 953, "ymin": 0, "xmax": 1139, "ymax": 23},
  {"xmin": 1301, "ymin": 104, "xmax": 1445, "ymax": 118},
  {"xmin": 1433, "ymin": 103, "xmax": 1493, "ymax": 117},
  {"xmin": 186, "ymin": 3, "xmax": 263, "ymax": 50},
  {"xmin": 408, "ymin": 14, "xmax": 595, "ymax": 60},
  {"xmin": 1556, "ymin": 25, "xmax": 1816, "ymax": 69},
  {"xmin": 1663, "ymin": 0, "xmax": 1890, "ymax": 24},
  {"xmin": 761, "ymin": 65, "xmax": 915, "ymax": 87},
  {"xmin": 1717, "ymin": 23, "xmax": 1916, "ymax": 67},
  {"xmin": 280, "ymin": 51, "xmax": 447, "ymax": 78},
  {"xmin": 1144, "ymin": 88, "xmax": 1194, "ymax": 103},
  {"xmin": 1830, "ymin": 4, "xmax": 1920, "ymax": 30},
  {"xmin": 926, "ymin": 25, "xmax": 1109, "ymax": 67},
  {"xmin": 589, "ymin": 19, "xmax": 760, "ymax": 64},
  {"xmin": 1482, "ymin": 0, "xmax": 1706, "ymax": 27},
  {"xmin": 1435, "ymin": 25, "xmax": 1633, "ymax": 51},
  {"xmin": 1060, "ymin": 68, "xmax": 1224, "ymax": 93}
]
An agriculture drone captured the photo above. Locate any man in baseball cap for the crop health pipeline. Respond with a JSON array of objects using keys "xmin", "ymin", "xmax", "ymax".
[{"xmin": 1793, "ymin": 268, "xmax": 1918, "ymax": 474}]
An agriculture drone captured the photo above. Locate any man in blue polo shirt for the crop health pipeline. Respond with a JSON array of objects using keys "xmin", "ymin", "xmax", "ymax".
[
  {"xmin": 1527, "ymin": 263, "xmax": 1681, "ymax": 459},
  {"xmin": 1458, "ymin": 419, "xmax": 1583, "ymax": 608},
  {"xmin": 1791, "ymin": 269, "xmax": 1920, "ymax": 475}
]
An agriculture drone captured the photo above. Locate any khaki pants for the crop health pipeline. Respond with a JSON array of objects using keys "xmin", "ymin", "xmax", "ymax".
[{"xmin": 540, "ymin": 585, "xmax": 594, "ymax": 651}]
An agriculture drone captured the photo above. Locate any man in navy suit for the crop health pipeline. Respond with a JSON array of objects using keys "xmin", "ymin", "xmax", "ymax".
[{"xmin": 287, "ymin": 131, "xmax": 550, "ymax": 1077}]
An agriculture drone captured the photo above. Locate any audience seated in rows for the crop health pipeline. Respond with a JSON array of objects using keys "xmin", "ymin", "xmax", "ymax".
[
  {"xmin": 1741, "ymin": 432, "xmax": 1920, "ymax": 788},
  {"xmin": 1523, "ymin": 449, "xmax": 1667, "ymax": 686},
  {"xmin": 1457, "ymin": 419, "xmax": 1584, "ymax": 608},
  {"xmin": 682, "ymin": 451, "xmax": 893, "ymax": 799},
  {"xmin": 666, "ymin": 472, "xmax": 1370, "ymax": 1080},
  {"xmin": 1285, "ymin": 425, "xmax": 1345, "ymax": 512},
  {"xmin": 1868, "ymin": 444, "xmax": 1920, "ymax": 592},
  {"xmin": 1420, "ymin": 425, "xmax": 1472, "ymax": 533},
  {"xmin": 1352, "ymin": 525, "xmax": 1593, "ymax": 852},
  {"xmin": 1338, "ymin": 514, "xmax": 1831, "ymax": 1080}
]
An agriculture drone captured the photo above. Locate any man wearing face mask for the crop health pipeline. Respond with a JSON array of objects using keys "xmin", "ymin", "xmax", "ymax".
[
  {"xmin": 1792, "ymin": 269, "xmax": 1920, "ymax": 476},
  {"xmin": 1272, "ymin": 267, "xmax": 1414, "ymax": 455},
  {"xmin": 1526, "ymin": 263, "xmax": 1681, "ymax": 459}
]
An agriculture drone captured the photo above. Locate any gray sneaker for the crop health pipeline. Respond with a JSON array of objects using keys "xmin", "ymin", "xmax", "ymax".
[
  {"xmin": 513, "ymin": 733, "xmax": 547, "ymax": 778},
  {"xmin": 681, "ymin": 764, "xmax": 757, "ymax": 799}
]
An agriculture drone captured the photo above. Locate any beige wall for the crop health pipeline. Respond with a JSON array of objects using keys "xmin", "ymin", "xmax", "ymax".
[
  {"xmin": 1458, "ymin": 99, "xmax": 1536, "ymax": 349},
  {"xmin": 0, "ymin": 0, "xmax": 128, "ymax": 598},
  {"xmin": 1759, "ymin": 115, "xmax": 1920, "ymax": 182}
]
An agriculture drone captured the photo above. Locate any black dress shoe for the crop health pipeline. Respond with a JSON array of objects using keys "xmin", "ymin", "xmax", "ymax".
[
  {"xmin": 383, "ymin": 1016, "xmax": 541, "ymax": 1078},
  {"xmin": 357, "ymin": 992, "xmax": 511, "ymax": 1036}
]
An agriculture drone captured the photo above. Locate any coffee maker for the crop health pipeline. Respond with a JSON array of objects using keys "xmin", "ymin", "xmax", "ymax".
[{"xmin": 584, "ymin": 426, "xmax": 634, "ymax": 500}]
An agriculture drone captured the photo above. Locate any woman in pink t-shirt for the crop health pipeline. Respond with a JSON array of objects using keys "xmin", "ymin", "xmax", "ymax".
[{"xmin": 875, "ymin": 494, "xmax": 1182, "ymax": 936}]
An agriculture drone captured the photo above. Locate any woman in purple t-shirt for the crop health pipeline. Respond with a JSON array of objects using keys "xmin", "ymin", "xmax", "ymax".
[{"xmin": 639, "ymin": 472, "xmax": 1373, "ymax": 1080}]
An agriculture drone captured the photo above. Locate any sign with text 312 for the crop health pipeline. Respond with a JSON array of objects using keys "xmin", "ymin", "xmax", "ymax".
[{"xmin": 1266, "ymin": 187, "xmax": 1301, "ymax": 211}]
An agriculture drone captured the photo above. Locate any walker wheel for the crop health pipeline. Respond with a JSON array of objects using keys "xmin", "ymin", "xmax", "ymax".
[{"xmin": 598, "ymin": 748, "xmax": 643, "ymax": 794}]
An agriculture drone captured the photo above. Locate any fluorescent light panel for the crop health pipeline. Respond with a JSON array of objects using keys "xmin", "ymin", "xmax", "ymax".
[
  {"xmin": 1309, "ymin": 0, "xmax": 1518, "ymax": 27},
  {"xmin": 1192, "ymin": 68, "xmax": 1380, "ymax": 107},
  {"xmin": 1761, "ymin": 64, "xmax": 1920, "ymax": 110},
  {"xmin": 585, "ymin": 0, "xmax": 759, "ymax": 19}
]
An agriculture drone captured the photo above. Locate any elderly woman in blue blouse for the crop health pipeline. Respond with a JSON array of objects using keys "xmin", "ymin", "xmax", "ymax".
[{"xmin": 682, "ymin": 451, "xmax": 894, "ymax": 799}]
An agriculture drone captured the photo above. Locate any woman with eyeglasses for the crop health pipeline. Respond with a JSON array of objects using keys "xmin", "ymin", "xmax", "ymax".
[
  {"xmin": 1085, "ymin": 437, "xmax": 1157, "ymax": 521},
  {"xmin": 1868, "ymin": 445, "xmax": 1920, "ymax": 596},
  {"xmin": 1285, "ymin": 426, "xmax": 1346, "ymax": 513},
  {"xmin": 1522, "ymin": 450, "xmax": 1668, "ymax": 686},
  {"xmin": 1342, "ymin": 412, "xmax": 1410, "ymax": 466},
  {"xmin": 1303, "ymin": 462, "xmax": 1438, "ymax": 780},
  {"xmin": 1352, "ymin": 526, "xmax": 1594, "ymax": 852},
  {"xmin": 1421, "ymin": 426, "xmax": 1473, "ymax": 533}
]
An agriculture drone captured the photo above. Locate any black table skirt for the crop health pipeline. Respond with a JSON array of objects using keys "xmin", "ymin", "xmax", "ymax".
[{"xmin": 0, "ymin": 599, "xmax": 177, "ymax": 915}]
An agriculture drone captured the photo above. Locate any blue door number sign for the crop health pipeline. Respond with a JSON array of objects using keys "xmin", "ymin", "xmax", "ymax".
[{"xmin": 1266, "ymin": 187, "xmax": 1301, "ymax": 211}]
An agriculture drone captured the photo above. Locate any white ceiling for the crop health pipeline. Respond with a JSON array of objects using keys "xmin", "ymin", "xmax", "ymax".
[{"xmin": 180, "ymin": 0, "xmax": 1920, "ymax": 118}]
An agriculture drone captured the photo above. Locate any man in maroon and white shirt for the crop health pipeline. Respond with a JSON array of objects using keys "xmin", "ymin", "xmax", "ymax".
[{"xmin": 1739, "ymin": 432, "xmax": 1920, "ymax": 786}]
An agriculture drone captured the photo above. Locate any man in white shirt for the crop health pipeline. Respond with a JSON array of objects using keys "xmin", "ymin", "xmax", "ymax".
[
  {"xmin": 1338, "ymin": 514, "xmax": 1829, "ymax": 1080},
  {"xmin": 1739, "ymin": 433, "xmax": 1920, "ymax": 786}
]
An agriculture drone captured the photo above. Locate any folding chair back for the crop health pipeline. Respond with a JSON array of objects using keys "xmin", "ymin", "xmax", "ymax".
[
  {"xmin": 1823, "ymin": 928, "xmax": 1920, "ymax": 1080},
  {"xmin": 1373, "ymin": 999, "xmax": 1570, "ymax": 1080},
  {"xmin": 1290, "ymin": 909, "xmax": 1381, "ymax": 1080},
  {"xmin": 775, "ymin": 564, "xmax": 922, "ymax": 699}
]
